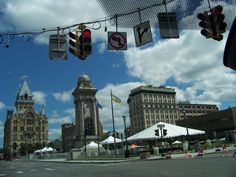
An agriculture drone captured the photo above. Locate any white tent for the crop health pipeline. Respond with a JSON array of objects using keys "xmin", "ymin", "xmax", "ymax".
[
  {"xmin": 47, "ymin": 147, "xmax": 54, "ymax": 152},
  {"xmin": 101, "ymin": 136, "xmax": 123, "ymax": 145},
  {"xmin": 127, "ymin": 122, "xmax": 205, "ymax": 141},
  {"xmin": 42, "ymin": 147, "xmax": 48, "ymax": 152},
  {"xmin": 81, "ymin": 141, "xmax": 103, "ymax": 149},
  {"xmin": 172, "ymin": 140, "xmax": 182, "ymax": 145}
]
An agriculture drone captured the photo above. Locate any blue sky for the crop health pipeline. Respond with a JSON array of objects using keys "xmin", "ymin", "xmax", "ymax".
[{"xmin": 0, "ymin": 0, "xmax": 236, "ymax": 148}]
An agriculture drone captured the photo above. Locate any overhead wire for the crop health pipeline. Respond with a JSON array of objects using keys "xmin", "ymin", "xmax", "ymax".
[{"xmin": 0, "ymin": 0, "xmax": 173, "ymax": 46}]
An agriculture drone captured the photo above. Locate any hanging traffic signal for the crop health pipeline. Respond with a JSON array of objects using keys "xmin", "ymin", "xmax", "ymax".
[
  {"xmin": 80, "ymin": 29, "xmax": 92, "ymax": 57},
  {"xmin": 212, "ymin": 5, "xmax": 227, "ymax": 41},
  {"xmin": 155, "ymin": 129, "xmax": 159, "ymax": 136},
  {"xmin": 197, "ymin": 12, "xmax": 214, "ymax": 38},
  {"xmin": 68, "ymin": 31, "xmax": 80, "ymax": 57},
  {"xmin": 163, "ymin": 129, "xmax": 167, "ymax": 136},
  {"xmin": 68, "ymin": 31, "xmax": 87, "ymax": 60}
]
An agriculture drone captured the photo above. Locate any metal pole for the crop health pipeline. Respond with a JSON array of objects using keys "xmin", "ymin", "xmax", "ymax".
[
  {"xmin": 123, "ymin": 115, "xmax": 129, "ymax": 158},
  {"xmin": 110, "ymin": 89, "xmax": 117, "ymax": 156},
  {"xmin": 183, "ymin": 109, "xmax": 189, "ymax": 136}
]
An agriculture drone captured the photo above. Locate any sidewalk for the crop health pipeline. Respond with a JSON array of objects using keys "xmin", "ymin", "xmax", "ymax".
[{"xmin": 34, "ymin": 147, "xmax": 235, "ymax": 163}]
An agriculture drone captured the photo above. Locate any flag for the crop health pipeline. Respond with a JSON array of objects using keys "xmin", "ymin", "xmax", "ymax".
[
  {"xmin": 96, "ymin": 99, "xmax": 103, "ymax": 109},
  {"xmin": 112, "ymin": 94, "xmax": 121, "ymax": 103}
]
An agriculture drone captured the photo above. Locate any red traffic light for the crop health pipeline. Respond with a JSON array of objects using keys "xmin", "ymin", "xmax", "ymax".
[
  {"xmin": 212, "ymin": 5, "xmax": 223, "ymax": 16},
  {"xmin": 82, "ymin": 29, "xmax": 91, "ymax": 38}
]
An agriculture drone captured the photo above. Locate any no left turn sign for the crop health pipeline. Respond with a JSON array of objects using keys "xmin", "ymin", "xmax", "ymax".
[{"xmin": 108, "ymin": 32, "xmax": 127, "ymax": 50}]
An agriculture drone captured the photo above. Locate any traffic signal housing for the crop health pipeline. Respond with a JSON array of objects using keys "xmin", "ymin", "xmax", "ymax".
[
  {"xmin": 155, "ymin": 129, "xmax": 159, "ymax": 136},
  {"xmin": 163, "ymin": 129, "xmax": 167, "ymax": 136},
  {"xmin": 80, "ymin": 29, "xmax": 92, "ymax": 57},
  {"xmin": 69, "ymin": 31, "xmax": 80, "ymax": 57},
  {"xmin": 197, "ymin": 12, "xmax": 214, "ymax": 39},
  {"xmin": 212, "ymin": 5, "xmax": 227, "ymax": 41}
]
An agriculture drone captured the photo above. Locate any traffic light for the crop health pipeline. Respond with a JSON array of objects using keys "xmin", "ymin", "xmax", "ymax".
[
  {"xmin": 163, "ymin": 129, "xmax": 167, "ymax": 136},
  {"xmin": 212, "ymin": 5, "xmax": 227, "ymax": 41},
  {"xmin": 197, "ymin": 12, "xmax": 214, "ymax": 38},
  {"xmin": 69, "ymin": 31, "xmax": 80, "ymax": 57},
  {"xmin": 155, "ymin": 129, "xmax": 159, "ymax": 136},
  {"xmin": 68, "ymin": 31, "xmax": 87, "ymax": 60},
  {"xmin": 79, "ymin": 29, "xmax": 92, "ymax": 57}
]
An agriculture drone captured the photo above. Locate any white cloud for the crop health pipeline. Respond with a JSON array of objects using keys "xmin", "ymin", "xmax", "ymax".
[
  {"xmin": 52, "ymin": 90, "xmax": 73, "ymax": 103},
  {"xmin": 48, "ymin": 128, "xmax": 61, "ymax": 141},
  {"xmin": 32, "ymin": 91, "xmax": 47, "ymax": 105},
  {"xmin": 0, "ymin": 121, "xmax": 4, "ymax": 138},
  {"xmin": 65, "ymin": 108, "xmax": 75, "ymax": 121},
  {"xmin": 1, "ymin": 0, "xmax": 106, "ymax": 44},
  {"xmin": 48, "ymin": 110, "xmax": 72, "ymax": 125},
  {"xmin": 96, "ymin": 82, "xmax": 144, "ymax": 132},
  {"xmin": 0, "ymin": 102, "xmax": 5, "ymax": 111},
  {"xmin": 124, "ymin": 30, "xmax": 236, "ymax": 109}
]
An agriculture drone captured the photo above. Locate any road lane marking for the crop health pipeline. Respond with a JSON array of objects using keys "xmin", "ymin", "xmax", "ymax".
[
  {"xmin": 44, "ymin": 168, "xmax": 55, "ymax": 171},
  {"xmin": 0, "ymin": 174, "xmax": 7, "ymax": 176},
  {"xmin": 16, "ymin": 171, "xmax": 24, "ymax": 174}
]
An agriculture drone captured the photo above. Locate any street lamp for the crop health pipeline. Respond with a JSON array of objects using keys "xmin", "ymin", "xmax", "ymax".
[
  {"xmin": 183, "ymin": 109, "xmax": 189, "ymax": 136},
  {"xmin": 122, "ymin": 115, "xmax": 129, "ymax": 158}
]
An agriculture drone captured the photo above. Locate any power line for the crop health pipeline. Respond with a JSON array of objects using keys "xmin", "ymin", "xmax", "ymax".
[{"xmin": 0, "ymin": 1, "xmax": 172, "ymax": 47}]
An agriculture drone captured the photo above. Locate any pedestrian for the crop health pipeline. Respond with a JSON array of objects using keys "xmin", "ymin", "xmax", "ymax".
[
  {"xmin": 186, "ymin": 151, "xmax": 192, "ymax": 158},
  {"xmin": 196, "ymin": 149, "xmax": 203, "ymax": 158},
  {"xmin": 166, "ymin": 151, "xmax": 172, "ymax": 159},
  {"xmin": 222, "ymin": 144, "xmax": 228, "ymax": 157}
]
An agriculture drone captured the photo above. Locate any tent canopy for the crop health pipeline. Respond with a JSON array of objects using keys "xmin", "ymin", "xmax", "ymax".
[
  {"xmin": 83, "ymin": 141, "xmax": 103, "ymax": 149},
  {"xmin": 127, "ymin": 122, "xmax": 205, "ymax": 141},
  {"xmin": 101, "ymin": 135, "xmax": 123, "ymax": 145},
  {"xmin": 172, "ymin": 140, "xmax": 182, "ymax": 145}
]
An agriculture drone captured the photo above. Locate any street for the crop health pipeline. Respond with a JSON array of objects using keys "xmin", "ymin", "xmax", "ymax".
[{"xmin": 0, "ymin": 156, "xmax": 236, "ymax": 177}]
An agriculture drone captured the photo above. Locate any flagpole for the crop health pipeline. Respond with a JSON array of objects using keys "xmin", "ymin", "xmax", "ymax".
[
  {"xmin": 110, "ymin": 89, "xmax": 117, "ymax": 156},
  {"xmin": 96, "ymin": 99, "xmax": 100, "ymax": 156}
]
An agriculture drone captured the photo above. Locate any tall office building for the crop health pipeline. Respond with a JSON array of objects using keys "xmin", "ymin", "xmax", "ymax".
[
  {"xmin": 127, "ymin": 85, "xmax": 218, "ymax": 135},
  {"xmin": 4, "ymin": 80, "xmax": 48, "ymax": 157},
  {"xmin": 178, "ymin": 101, "xmax": 218, "ymax": 119},
  {"xmin": 127, "ymin": 85, "xmax": 178, "ymax": 134}
]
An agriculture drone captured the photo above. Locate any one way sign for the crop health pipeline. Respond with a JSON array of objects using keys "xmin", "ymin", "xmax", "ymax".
[{"xmin": 133, "ymin": 21, "xmax": 153, "ymax": 47}]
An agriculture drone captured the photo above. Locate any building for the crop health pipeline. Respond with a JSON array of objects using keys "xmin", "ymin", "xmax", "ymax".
[
  {"xmin": 72, "ymin": 74, "xmax": 103, "ymax": 148},
  {"xmin": 61, "ymin": 123, "xmax": 75, "ymax": 152},
  {"xmin": 176, "ymin": 107, "xmax": 236, "ymax": 141},
  {"xmin": 127, "ymin": 85, "xmax": 178, "ymax": 134},
  {"xmin": 127, "ymin": 85, "xmax": 218, "ymax": 135},
  {"xmin": 178, "ymin": 101, "xmax": 218, "ymax": 119},
  {"xmin": 3, "ymin": 80, "xmax": 48, "ymax": 157}
]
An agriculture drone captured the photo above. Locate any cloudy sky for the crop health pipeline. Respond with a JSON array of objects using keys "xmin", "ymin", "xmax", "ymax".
[{"xmin": 0, "ymin": 0, "xmax": 235, "ymax": 148}]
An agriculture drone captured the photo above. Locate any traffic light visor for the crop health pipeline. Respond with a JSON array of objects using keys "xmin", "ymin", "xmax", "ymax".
[
  {"xmin": 197, "ymin": 13, "xmax": 207, "ymax": 21},
  {"xmin": 69, "ymin": 31, "xmax": 78, "ymax": 39},
  {"xmin": 212, "ymin": 5, "xmax": 223, "ymax": 16}
]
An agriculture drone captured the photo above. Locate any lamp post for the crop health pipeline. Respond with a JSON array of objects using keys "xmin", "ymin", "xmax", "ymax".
[
  {"xmin": 122, "ymin": 115, "xmax": 129, "ymax": 158},
  {"xmin": 183, "ymin": 109, "xmax": 189, "ymax": 136}
]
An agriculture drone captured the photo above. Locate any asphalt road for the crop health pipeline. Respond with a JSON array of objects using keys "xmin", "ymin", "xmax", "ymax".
[{"xmin": 0, "ymin": 156, "xmax": 236, "ymax": 177}]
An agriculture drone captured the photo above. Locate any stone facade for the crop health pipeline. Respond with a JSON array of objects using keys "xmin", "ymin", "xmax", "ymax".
[
  {"xmin": 3, "ymin": 80, "xmax": 48, "ymax": 157},
  {"xmin": 61, "ymin": 123, "xmax": 75, "ymax": 152}
]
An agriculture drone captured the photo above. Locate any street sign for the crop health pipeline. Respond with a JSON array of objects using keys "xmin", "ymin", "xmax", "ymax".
[
  {"xmin": 49, "ymin": 34, "xmax": 67, "ymax": 60},
  {"xmin": 158, "ymin": 13, "xmax": 179, "ymax": 38},
  {"xmin": 133, "ymin": 21, "xmax": 153, "ymax": 47},
  {"xmin": 108, "ymin": 32, "xmax": 127, "ymax": 50}
]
